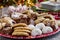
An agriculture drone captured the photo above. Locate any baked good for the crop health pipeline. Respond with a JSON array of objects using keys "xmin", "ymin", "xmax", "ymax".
[
  {"xmin": 0, "ymin": 23, "xmax": 3, "ymax": 30},
  {"xmin": 43, "ymin": 15, "xmax": 54, "ymax": 20},
  {"xmin": 28, "ymin": 24, "xmax": 35, "ymax": 30},
  {"xmin": 2, "ymin": 17, "xmax": 15, "ymax": 26},
  {"xmin": 14, "ymin": 27, "xmax": 32, "ymax": 31},
  {"xmin": 35, "ymin": 23, "xmax": 45, "ymax": 30},
  {"xmin": 42, "ymin": 27, "xmax": 53, "ymax": 34},
  {"xmin": 43, "ymin": 19, "xmax": 50, "ymax": 26},
  {"xmin": 31, "ymin": 28, "xmax": 42, "ymax": 36},
  {"xmin": 35, "ymin": 17, "xmax": 45, "ymax": 24},
  {"xmin": 12, "ymin": 32, "xmax": 29, "ymax": 36},
  {"xmin": 14, "ymin": 30, "xmax": 31, "ymax": 33},
  {"xmin": 13, "ymin": 23, "xmax": 27, "ymax": 27},
  {"xmin": 50, "ymin": 20, "xmax": 58, "ymax": 30}
]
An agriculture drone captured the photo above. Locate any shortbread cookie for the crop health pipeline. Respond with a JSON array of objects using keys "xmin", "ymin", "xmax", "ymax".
[
  {"xmin": 13, "ymin": 23, "xmax": 27, "ymax": 27},
  {"xmin": 12, "ymin": 32, "xmax": 29, "ymax": 36},
  {"xmin": 14, "ymin": 27, "xmax": 32, "ymax": 31},
  {"xmin": 14, "ymin": 30, "xmax": 31, "ymax": 33}
]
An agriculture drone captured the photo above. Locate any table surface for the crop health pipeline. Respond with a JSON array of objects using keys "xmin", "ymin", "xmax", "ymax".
[{"xmin": 0, "ymin": 31, "xmax": 60, "ymax": 40}]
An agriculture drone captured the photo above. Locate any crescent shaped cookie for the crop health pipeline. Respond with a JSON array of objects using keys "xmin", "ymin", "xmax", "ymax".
[{"xmin": 43, "ymin": 15, "xmax": 54, "ymax": 20}]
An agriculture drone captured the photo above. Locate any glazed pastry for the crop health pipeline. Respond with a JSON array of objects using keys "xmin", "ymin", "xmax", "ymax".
[
  {"xmin": 13, "ymin": 23, "xmax": 27, "ymax": 27},
  {"xmin": 42, "ymin": 27, "xmax": 53, "ymax": 34},
  {"xmin": 36, "ymin": 23, "xmax": 45, "ymax": 30},
  {"xmin": 31, "ymin": 28, "xmax": 42, "ymax": 36},
  {"xmin": 12, "ymin": 32, "xmax": 29, "ymax": 36}
]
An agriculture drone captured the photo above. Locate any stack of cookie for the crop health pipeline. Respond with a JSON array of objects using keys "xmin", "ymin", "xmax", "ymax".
[{"xmin": 12, "ymin": 23, "xmax": 32, "ymax": 36}]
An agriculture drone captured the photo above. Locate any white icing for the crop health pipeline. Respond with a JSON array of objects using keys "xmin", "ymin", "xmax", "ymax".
[
  {"xmin": 36, "ymin": 23, "xmax": 45, "ymax": 30},
  {"xmin": 28, "ymin": 24, "xmax": 35, "ymax": 30},
  {"xmin": 31, "ymin": 28, "xmax": 42, "ymax": 36},
  {"xmin": 42, "ymin": 27, "xmax": 53, "ymax": 33}
]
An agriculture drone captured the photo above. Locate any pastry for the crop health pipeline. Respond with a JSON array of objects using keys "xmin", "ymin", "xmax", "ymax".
[
  {"xmin": 2, "ymin": 17, "xmax": 16, "ymax": 26},
  {"xmin": 1, "ymin": 23, "xmax": 6, "ymax": 28},
  {"xmin": 35, "ymin": 19, "xmax": 41, "ymax": 24},
  {"xmin": 31, "ymin": 28, "xmax": 42, "ymax": 36},
  {"xmin": 31, "ymin": 13, "xmax": 37, "ymax": 20},
  {"xmin": 35, "ymin": 23, "xmax": 45, "ymax": 30},
  {"xmin": 19, "ymin": 14, "xmax": 30, "ymax": 24},
  {"xmin": 43, "ymin": 19, "xmax": 50, "ymax": 26},
  {"xmin": 12, "ymin": 32, "xmax": 29, "ymax": 36},
  {"xmin": 43, "ymin": 15, "xmax": 55, "ymax": 20},
  {"xmin": 28, "ymin": 24, "xmax": 35, "ymax": 30},
  {"xmin": 42, "ymin": 27, "xmax": 53, "ymax": 34},
  {"xmin": 50, "ymin": 20, "xmax": 58, "ymax": 30},
  {"xmin": 35, "ymin": 17, "xmax": 45, "ymax": 24}
]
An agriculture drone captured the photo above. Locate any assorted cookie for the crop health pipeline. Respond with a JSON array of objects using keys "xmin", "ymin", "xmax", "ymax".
[
  {"xmin": 12, "ymin": 23, "xmax": 32, "ymax": 36},
  {"xmin": 0, "ymin": 9, "xmax": 59, "ymax": 37}
]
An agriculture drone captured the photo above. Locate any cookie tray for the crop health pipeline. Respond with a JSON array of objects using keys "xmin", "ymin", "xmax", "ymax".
[{"xmin": 0, "ymin": 27, "xmax": 60, "ymax": 39}]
